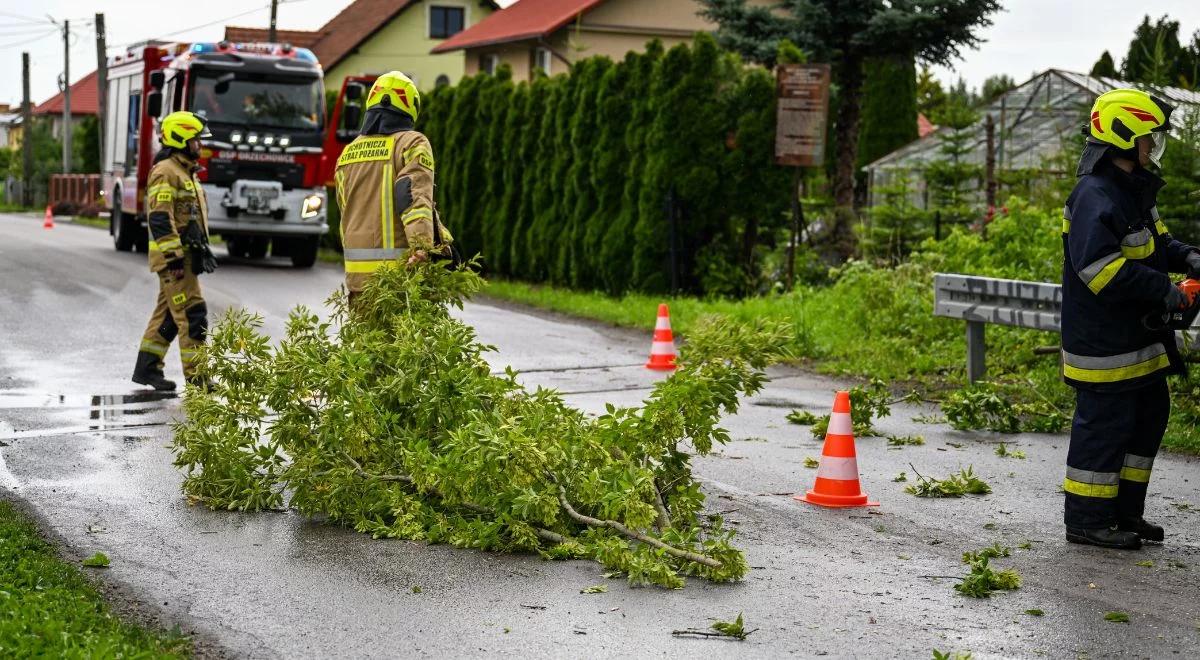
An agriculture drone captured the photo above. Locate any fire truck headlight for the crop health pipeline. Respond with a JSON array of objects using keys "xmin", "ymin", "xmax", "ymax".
[
  {"xmin": 278, "ymin": 136, "xmax": 291, "ymax": 147},
  {"xmin": 301, "ymin": 194, "xmax": 323, "ymax": 219},
  {"xmin": 231, "ymin": 131, "xmax": 243, "ymax": 143},
  {"xmin": 264, "ymin": 135, "xmax": 275, "ymax": 146},
  {"xmin": 247, "ymin": 133, "xmax": 259, "ymax": 145}
]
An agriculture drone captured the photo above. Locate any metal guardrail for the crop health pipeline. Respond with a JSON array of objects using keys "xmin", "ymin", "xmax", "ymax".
[{"xmin": 933, "ymin": 273, "xmax": 1062, "ymax": 382}]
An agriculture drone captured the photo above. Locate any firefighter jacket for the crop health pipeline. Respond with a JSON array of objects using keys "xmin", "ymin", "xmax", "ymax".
[
  {"xmin": 1061, "ymin": 160, "xmax": 1196, "ymax": 392},
  {"xmin": 145, "ymin": 149, "xmax": 208, "ymax": 273},
  {"xmin": 334, "ymin": 129, "xmax": 453, "ymax": 282}
]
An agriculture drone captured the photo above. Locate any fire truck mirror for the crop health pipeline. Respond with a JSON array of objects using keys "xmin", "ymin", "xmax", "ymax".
[
  {"xmin": 147, "ymin": 91, "xmax": 163, "ymax": 120},
  {"xmin": 342, "ymin": 104, "xmax": 362, "ymax": 133},
  {"xmin": 149, "ymin": 70, "xmax": 165, "ymax": 91}
]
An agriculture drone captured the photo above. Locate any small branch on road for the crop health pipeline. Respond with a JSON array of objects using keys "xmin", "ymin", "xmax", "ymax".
[{"xmin": 671, "ymin": 628, "xmax": 759, "ymax": 640}]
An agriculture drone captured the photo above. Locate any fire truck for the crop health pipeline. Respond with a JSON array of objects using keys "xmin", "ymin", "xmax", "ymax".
[{"xmin": 103, "ymin": 41, "xmax": 329, "ymax": 267}]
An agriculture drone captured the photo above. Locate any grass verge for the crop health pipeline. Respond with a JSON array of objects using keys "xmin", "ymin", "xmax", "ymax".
[
  {"xmin": 0, "ymin": 500, "xmax": 190, "ymax": 657},
  {"xmin": 480, "ymin": 275, "xmax": 1199, "ymax": 454}
]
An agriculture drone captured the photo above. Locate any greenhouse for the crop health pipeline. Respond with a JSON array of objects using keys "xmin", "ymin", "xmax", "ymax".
[{"xmin": 863, "ymin": 68, "xmax": 1200, "ymax": 209}]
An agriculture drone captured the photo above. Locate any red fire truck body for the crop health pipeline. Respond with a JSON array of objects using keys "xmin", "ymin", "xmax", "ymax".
[{"xmin": 102, "ymin": 41, "xmax": 329, "ymax": 267}]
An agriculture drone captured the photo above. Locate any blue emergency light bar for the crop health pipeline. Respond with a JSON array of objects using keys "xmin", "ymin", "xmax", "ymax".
[{"xmin": 190, "ymin": 41, "xmax": 318, "ymax": 64}]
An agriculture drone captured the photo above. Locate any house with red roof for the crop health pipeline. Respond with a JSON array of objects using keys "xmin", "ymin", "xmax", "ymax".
[
  {"xmin": 33, "ymin": 70, "xmax": 99, "ymax": 139},
  {"xmin": 227, "ymin": 0, "xmax": 499, "ymax": 92},
  {"xmin": 431, "ymin": 0, "xmax": 745, "ymax": 80}
]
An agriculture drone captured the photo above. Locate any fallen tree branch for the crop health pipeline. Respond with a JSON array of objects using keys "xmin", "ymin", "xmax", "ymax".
[
  {"xmin": 342, "ymin": 452, "xmax": 567, "ymax": 544},
  {"xmin": 652, "ymin": 483, "xmax": 672, "ymax": 532},
  {"xmin": 557, "ymin": 484, "xmax": 721, "ymax": 569}
]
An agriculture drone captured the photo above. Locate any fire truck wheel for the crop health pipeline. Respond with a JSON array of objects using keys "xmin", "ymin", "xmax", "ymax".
[
  {"xmin": 112, "ymin": 198, "xmax": 136, "ymax": 252},
  {"xmin": 247, "ymin": 238, "xmax": 270, "ymax": 260},
  {"xmin": 290, "ymin": 236, "xmax": 319, "ymax": 269}
]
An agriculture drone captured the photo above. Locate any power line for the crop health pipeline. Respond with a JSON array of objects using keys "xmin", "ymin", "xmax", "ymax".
[
  {"xmin": 0, "ymin": 27, "xmax": 59, "ymax": 51},
  {"xmin": 110, "ymin": 4, "xmax": 271, "ymax": 49},
  {"xmin": 0, "ymin": 11, "xmax": 50, "ymax": 25}
]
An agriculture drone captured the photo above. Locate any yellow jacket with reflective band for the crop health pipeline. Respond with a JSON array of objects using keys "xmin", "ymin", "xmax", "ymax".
[
  {"xmin": 334, "ymin": 130, "xmax": 452, "ymax": 289},
  {"xmin": 1060, "ymin": 162, "xmax": 1195, "ymax": 392},
  {"xmin": 145, "ymin": 151, "xmax": 208, "ymax": 273}
]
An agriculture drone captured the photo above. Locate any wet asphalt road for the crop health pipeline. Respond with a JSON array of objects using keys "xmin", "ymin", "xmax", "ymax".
[{"xmin": 1, "ymin": 212, "xmax": 1199, "ymax": 659}]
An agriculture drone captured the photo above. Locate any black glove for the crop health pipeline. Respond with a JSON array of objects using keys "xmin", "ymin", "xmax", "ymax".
[
  {"xmin": 1185, "ymin": 251, "xmax": 1200, "ymax": 279},
  {"xmin": 1164, "ymin": 285, "xmax": 1189, "ymax": 312},
  {"xmin": 191, "ymin": 244, "xmax": 218, "ymax": 275}
]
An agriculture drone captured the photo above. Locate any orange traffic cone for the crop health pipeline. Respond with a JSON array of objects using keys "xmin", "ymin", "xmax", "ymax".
[
  {"xmin": 43, "ymin": 205, "xmax": 55, "ymax": 229},
  {"xmin": 645, "ymin": 303, "xmax": 677, "ymax": 371},
  {"xmin": 796, "ymin": 390, "xmax": 879, "ymax": 508}
]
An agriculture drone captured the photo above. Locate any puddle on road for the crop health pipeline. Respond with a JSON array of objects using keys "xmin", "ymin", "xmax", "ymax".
[
  {"xmin": 0, "ymin": 391, "xmax": 178, "ymax": 441},
  {"xmin": 0, "ymin": 390, "xmax": 177, "ymax": 410}
]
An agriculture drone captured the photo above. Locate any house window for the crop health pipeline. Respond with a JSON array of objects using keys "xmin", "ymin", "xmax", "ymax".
[
  {"xmin": 534, "ymin": 48, "xmax": 552, "ymax": 75},
  {"xmin": 430, "ymin": 6, "xmax": 465, "ymax": 39},
  {"xmin": 480, "ymin": 54, "xmax": 500, "ymax": 75}
]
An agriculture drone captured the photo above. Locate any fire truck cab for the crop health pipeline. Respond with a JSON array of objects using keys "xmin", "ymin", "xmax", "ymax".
[{"xmin": 103, "ymin": 41, "xmax": 329, "ymax": 267}]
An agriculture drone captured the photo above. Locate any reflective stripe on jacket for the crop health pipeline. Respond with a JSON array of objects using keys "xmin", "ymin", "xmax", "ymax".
[
  {"xmin": 334, "ymin": 130, "xmax": 453, "ymax": 281},
  {"xmin": 1060, "ymin": 162, "xmax": 1194, "ymax": 391},
  {"xmin": 145, "ymin": 151, "xmax": 208, "ymax": 273}
]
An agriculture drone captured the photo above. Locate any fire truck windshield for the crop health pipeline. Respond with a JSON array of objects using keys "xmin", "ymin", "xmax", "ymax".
[{"xmin": 190, "ymin": 71, "xmax": 324, "ymax": 131}]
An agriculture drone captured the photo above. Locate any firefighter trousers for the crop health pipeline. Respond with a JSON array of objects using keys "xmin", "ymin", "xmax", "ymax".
[
  {"xmin": 1064, "ymin": 379, "xmax": 1168, "ymax": 529},
  {"xmin": 136, "ymin": 268, "xmax": 207, "ymax": 378}
]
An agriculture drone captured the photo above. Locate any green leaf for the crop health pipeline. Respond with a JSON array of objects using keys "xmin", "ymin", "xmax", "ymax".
[
  {"xmin": 580, "ymin": 584, "xmax": 608, "ymax": 594},
  {"xmin": 82, "ymin": 552, "xmax": 110, "ymax": 568},
  {"xmin": 1023, "ymin": 609, "xmax": 1044, "ymax": 616},
  {"xmin": 804, "ymin": 457, "xmax": 820, "ymax": 469},
  {"xmin": 710, "ymin": 612, "xmax": 750, "ymax": 640},
  {"xmin": 1104, "ymin": 611, "xmax": 1130, "ymax": 623}
]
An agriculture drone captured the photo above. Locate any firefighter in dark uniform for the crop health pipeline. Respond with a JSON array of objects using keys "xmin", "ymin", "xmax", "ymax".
[
  {"xmin": 1061, "ymin": 89, "xmax": 1200, "ymax": 549},
  {"xmin": 131, "ymin": 111, "xmax": 215, "ymax": 391}
]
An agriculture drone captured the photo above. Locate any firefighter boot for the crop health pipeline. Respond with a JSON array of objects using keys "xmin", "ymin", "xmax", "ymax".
[
  {"xmin": 1066, "ymin": 525, "xmax": 1142, "ymax": 550},
  {"xmin": 1119, "ymin": 517, "xmax": 1165, "ymax": 543},
  {"xmin": 132, "ymin": 351, "xmax": 177, "ymax": 391}
]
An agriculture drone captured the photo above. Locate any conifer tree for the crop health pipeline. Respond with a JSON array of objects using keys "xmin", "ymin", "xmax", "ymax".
[
  {"xmin": 512, "ymin": 77, "xmax": 551, "ymax": 279},
  {"xmin": 635, "ymin": 35, "xmax": 729, "ymax": 294},
  {"xmin": 564, "ymin": 57, "xmax": 611, "ymax": 288},
  {"xmin": 524, "ymin": 77, "xmax": 564, "ymax": 280},
  {"xmin": 720, "ymin": 66, "xmax": 791, "ymax": 294},
  {"xmin": 588, "ymin": 55, "xmax": 634, "ymax": 294},
  {"xmin": 443, "ymin": 75, "xmax": 483, "ymax": 257},
  {"xmin": 478, "ymin": 68, "xmax": 515, "ymax": 270},
  {"xmin": 491, "ymin": 82, "xmax": 529, "ymax": 276}
]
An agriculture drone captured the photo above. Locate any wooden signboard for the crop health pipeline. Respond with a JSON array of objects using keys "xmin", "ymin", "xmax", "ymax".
[{"xmin": 775, "ymin": 64, "xmax": 831, "ymax": 167}]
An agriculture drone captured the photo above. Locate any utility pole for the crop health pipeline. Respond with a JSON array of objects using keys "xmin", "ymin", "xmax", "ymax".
[
  {"xmin": 21, "ymin": 52, "xmax": 34, "ymax": 207},
  {"xmin": 61, "ymin": 18, "xmax": 72, "ymax": 174},
  {"xmin": 268, "ymin": 0, "xmax": 279, "ymax": 42},
  {"xmin": 95, "ymin": 13, "xmax": 108, "ymax": 175}
]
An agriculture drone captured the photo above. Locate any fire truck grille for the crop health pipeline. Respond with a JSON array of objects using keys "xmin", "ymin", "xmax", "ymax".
[{"xmin": 207, "ymin": 159, "xmax": 305, "ymax": 190}]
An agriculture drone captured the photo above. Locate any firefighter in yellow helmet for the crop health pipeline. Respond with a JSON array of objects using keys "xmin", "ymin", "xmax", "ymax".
[
  {"xmin": 132, "ymin": 111, "xmax": 217, "ymax": 391},
  {"xmin": 334, "ymin": 71, "xmax": 456, "ymax": 299},
  {"xmin": 1061, "ymin": 89, "xmax": 1199, "ymax": 549}
]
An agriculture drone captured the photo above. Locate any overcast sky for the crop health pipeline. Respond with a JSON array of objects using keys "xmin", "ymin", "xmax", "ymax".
[{"xmin": 2, "ymin": 0, "xmax": 1199, "ymax": 108}]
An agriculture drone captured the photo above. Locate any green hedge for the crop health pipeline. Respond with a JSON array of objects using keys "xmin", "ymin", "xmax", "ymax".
[{"xmin": 418, "ymin": 35, "xmax": 792, "ymax": 297}]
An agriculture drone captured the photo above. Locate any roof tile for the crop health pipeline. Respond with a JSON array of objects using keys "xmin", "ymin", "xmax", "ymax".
[
  {"xmin": 432, "ymin": 0, "xmax": 606, "ymax": 53},
  {"xmin": 34, "ymin": 70, "xmax": 98, "ymax": 116}
]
